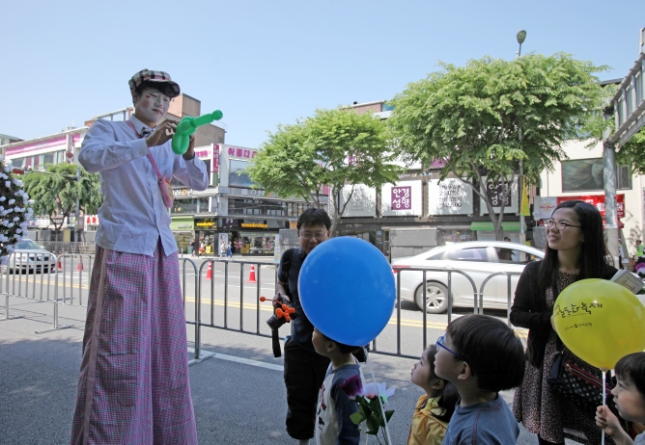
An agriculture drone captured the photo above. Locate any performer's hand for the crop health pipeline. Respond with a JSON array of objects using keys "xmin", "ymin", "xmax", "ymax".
[
  {"xmin": 182, "ymin": 134, "xmax": 196, "ymax": 160},
  {"xmin": 146, "ymin": 119, "xmax": 177, "ymax": 148}
]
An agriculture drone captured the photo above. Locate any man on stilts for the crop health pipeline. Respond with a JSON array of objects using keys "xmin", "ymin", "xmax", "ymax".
[{"xmin": 70, "ymin": 69, "xmax": 209, "ymax": 444}]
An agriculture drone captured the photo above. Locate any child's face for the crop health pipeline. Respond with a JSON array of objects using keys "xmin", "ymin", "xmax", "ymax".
[
  {"xmin": 133, "ymin": 88, "xmax": 171, "ymax": 126},
  {"xmin": 433, "ymin": 333, "xmax": 463, "ymax": 384},
  {"xmin": 312, "ymin": 327, "xmax": 329, "ymax": 357},
  {"xmin": 611, "ymin": 374, "xmax": 645, "ymax": 423},
  {"xmin": 410, "ymin": 347, "xmax": 434, "ymax": 391}
]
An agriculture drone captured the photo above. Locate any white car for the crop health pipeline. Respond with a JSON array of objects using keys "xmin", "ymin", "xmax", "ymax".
[
  {"xmin": 5, "ymin": 239, "xmax": 57, "ymax": 274},
  {"xmin": 391, "ymin": 241, "xmax": 544, "ymax": 313}
]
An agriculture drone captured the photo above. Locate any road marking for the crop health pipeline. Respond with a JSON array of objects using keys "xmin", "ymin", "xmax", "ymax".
[
  {"xmin": 188, "ymin": 349, "xmax": 283, "ymax": 371},
  {"xmin": 182, "ymin": 296, "xmax": 529, "ymax": 337},
  {"xmin": 6, "ymin": 277, "xmax": 528, "ymax": 338}
]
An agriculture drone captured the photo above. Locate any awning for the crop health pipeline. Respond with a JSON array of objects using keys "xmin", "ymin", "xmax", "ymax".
[{"xmin": 470, "ymin": 221, "xmax": 525, "ymax": 231}]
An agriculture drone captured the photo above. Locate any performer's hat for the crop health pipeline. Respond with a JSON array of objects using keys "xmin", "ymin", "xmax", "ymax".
[{"xmin": 128, "ymin": 69, "xmax": 181, "ymax": 98}]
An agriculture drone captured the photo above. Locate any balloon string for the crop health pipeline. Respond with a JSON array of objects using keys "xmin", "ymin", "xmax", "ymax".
[
  {"xmin": 360, "ymin": 347, "xmax": 393, "ymax": 445},
  {"xmin": 601, "ymin": 369, "xmax": 607, "ymax": 445}
]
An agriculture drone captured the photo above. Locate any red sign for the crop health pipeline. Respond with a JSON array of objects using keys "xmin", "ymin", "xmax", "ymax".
[
  {"xmin": 212, "ymin": 144, "xmax": 220, "ymax": 174},
  {"xmin": 557, "ymin": 194, "xmax": 625, "ymax": 218}
]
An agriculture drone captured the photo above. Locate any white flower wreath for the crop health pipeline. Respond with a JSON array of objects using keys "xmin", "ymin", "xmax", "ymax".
[{"xmin": 0, "ymin": 155, "xmax": 33, "ymax": 264}]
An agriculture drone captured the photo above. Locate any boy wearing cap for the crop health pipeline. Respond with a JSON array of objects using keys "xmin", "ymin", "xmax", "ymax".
[{"xmin": 70, "ymin": 69, "xmax": 208, "ymax": 445}]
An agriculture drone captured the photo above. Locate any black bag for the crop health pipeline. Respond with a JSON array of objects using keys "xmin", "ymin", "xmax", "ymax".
[{"xmin": 547, "ymin": 350, "xmax": 613, "ymax": 413}]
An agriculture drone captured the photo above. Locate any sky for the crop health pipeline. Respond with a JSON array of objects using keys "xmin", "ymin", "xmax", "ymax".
[{"xmin": 1, "ymin": 0, "xmax": 643, "ymax": 149}]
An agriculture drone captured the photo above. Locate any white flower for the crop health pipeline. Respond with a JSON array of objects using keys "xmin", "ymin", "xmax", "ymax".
[
  {"xmin": 4, "ymin": 181, "xmax": 10, "ymax": 187},
  {"xmin": 7, "ymin": 223, "xmax": 14, "ymax": 228},
  {"xmin": 3, "ymin": 165, "xmax": 10, "ymax": 173},
  {"xmin": 6, "ymin": 245, "xmax": 14, "ymax": 253},
  {"xmin": 13, "ymin": 217, "xmax": 19, "ymax": 222},
  {"xmin": 362, "ymin": 381, "xmax": 396, "ymax": 401},
  {"xmin": 0, "ymin": 196, "xmax": 6, "ymax": 201},
  {"xmin": 12, "ymin": 178, "xmax": 22, "ymax": 186},
  {"xmin": 8, "ymin": 199, "xmax": 14, "ymax": 205}
]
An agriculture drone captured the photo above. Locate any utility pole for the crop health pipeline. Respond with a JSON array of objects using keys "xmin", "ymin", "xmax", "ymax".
[
  {"xmin": 516, "ymin": 30, "xmax": 527, "ymax": 243},
  {"xmin": 603, "ymin": 108, "xmax": 620, "ymax": 266}
]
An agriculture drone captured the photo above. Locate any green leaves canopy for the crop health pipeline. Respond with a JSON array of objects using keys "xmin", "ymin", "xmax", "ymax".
[
  {"xmin": 387, "ymin": 53, "xmax": 605, "ymax": 238},
  {"xmin": 22, "ymin": 163, "xmax": 101, "ymax": 232},
  {"xmin": 389, "ymin": 54, "xmax": 605, "ymax": 185},
  {"xmin": 246, "ymin": 108, "xmax": 400, "ymax": 232}
]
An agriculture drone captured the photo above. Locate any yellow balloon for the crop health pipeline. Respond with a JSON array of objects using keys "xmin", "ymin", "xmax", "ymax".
[{"xmin": 553, "ymin": 278, "xmax": 645, "ymax": 370}]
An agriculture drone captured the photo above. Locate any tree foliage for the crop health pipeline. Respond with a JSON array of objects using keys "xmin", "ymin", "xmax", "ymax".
[
  {"xmin": 388, "ymin": 53, "xmax": 606, "ymax": 239},
  {"xmin": 0, "ymin": 155, "xmax": 32, "ymax": 261},
  {"xmin": 246, "ymin": 108, "xmax": 400, "ymax": 233},
  {"xmin": 22, "ymin": 163, "xmax": 102, "ymax": 233},
  {"xmin": 581, "ymin": 83, "xmax": 645, "ymax": 174}
]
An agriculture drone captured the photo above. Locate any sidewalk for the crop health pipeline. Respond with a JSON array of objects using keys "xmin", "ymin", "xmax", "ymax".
[{"xmin": 0, "ymin": 297, "xmax": 546, "ymax": 444}]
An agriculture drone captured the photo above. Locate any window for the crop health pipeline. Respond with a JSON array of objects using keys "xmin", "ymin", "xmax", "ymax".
[
  {"xmin": 229, "ymin": 160, "xmax": 254, "ymax": 187},
  {"xmin": 562, "ymin": 158, "xmax": 633, "ymax": 192},
  {"xmin": 445, "ymin": 247, "xmax": 488, "ymax": 262},
  {"xmin": 228, "ymin": 198, "xmax": 286, "ymax": 217},
  {"xmin": 618, "ymin": 165, "xmax": 632, "ymax": 190}
]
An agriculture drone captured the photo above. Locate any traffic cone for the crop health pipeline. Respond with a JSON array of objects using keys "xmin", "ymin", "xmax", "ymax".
[
  {"xmin": 248, "ymin": 265, "xmax": 256, "ymax": 283},
  {"xmin": 206, "ymin": 263, "xmax": 213, "ymax": 280},
  {"xmin": 76, "ymin": 261, "xmax": 84, "ymax": 271}
]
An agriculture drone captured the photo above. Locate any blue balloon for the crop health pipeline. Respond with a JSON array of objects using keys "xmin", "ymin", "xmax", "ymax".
[{"xmin": 299, "ymin": 237, "xmax": 396, "ymax": 346}]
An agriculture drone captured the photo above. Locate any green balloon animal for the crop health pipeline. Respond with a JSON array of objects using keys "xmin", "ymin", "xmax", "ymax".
[{"xmin": 171, "ymin": 110, "xmax": 224, "ymax": 154}]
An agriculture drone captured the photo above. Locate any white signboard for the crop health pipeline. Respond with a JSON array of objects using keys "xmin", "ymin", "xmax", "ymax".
[
  {"xmin": 533, "ymin": 196, "xmax": 557, "ymax": 220},
  {"xmin": 428, "ymin": 178, "xmax": 473, "ymax": 215},
  {"xmin": 381, "ymin": 180, "xmax": 422, "ymax": 216},
  {"xmin": 341, "ymin": 184, "xmax": 376, "ymax": 217},
  {"xmin": 479, "ymin": 176, "xmax": 519, "ymax": 215}
]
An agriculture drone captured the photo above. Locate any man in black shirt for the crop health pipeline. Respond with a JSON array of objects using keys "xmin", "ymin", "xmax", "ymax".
[{"xmin": 274, "ymin": 208, "xmax": 332, "ymax": 445}]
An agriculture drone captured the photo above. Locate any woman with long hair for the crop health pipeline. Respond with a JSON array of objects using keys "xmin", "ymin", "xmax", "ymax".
[{"xmin": 511, "ymin": 200, "xmax": 617, "ymax": 445}]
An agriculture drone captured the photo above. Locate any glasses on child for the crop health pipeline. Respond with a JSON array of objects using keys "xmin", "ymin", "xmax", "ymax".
[
  {"xmin": 544, "ymin": 219, "xmax": 581, "ymax": 230},
  {"xmin": 436, "ymin": 334, "xmax": 465, "ymax": 360},
  {"xmin": 299, "ymin": 231, "xmax": 328, "ymax": 241}
]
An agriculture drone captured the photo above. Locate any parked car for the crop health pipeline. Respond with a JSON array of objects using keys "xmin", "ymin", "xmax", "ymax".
[
  {"xmin": 391, "ymin": 241, "xmax": 544, "ymax": 313},
  {"xmin": 5, "ymin": 239, "xmax": 57, "ymax": 274}
]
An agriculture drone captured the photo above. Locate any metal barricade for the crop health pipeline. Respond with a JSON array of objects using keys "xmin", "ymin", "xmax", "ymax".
[
  {"xmin": 478, "ymin": 271, "xmax": 523, "ymax": 325},
  {"xmin": 1, "ymin": 252, "xmax": 527, "ymax": 362}
]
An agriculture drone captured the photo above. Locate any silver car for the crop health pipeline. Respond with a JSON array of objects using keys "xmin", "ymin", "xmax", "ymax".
[
  {"xmin": 6, "ymin": 239, "xmax": 57, "ymax": 274},
  {"xmin": 391, "ymin": 241, "xmax": 544, "ymax": 313}
]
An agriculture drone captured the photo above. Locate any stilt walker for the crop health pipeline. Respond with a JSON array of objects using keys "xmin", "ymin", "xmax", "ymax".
[{"xmin": 70, "ymin": 70, "xmax": 210, "ymax": 445}]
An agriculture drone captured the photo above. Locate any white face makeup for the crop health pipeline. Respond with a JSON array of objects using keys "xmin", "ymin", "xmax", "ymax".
[{"xmin": 133, "ymin": 88, "xmax": 171, "ymax": 127}]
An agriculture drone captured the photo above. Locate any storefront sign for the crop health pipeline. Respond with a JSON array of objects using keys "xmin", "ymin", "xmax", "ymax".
[
  {"xmin": 212, "ymin": 144, "xmax": 220, "ymax": 173},
  {"xmin": 428, "ymin": 179, "xmax": 473, "ymax": 215},
  {"xmin": 170, "ymin": 217, "xmax": 195, "ymax": 231},
  {"xmin": 485, "ymin": 180, "xmax": 512, "ymax": 207},
  {"xmin": 196, "ymin": 221, "xmax": 217, "ymax": 228},
  {"xmin": 479, "ymin": 176, "xmax": 519, "ymax": 214},
  {"xmin": 172, "ymin": 188, "xmax": 217, "ymax": 198},
  {"xmin": 382, "ymin": 180, "xmax": 422, "ymax": 216},
  {"xmin": 535, "ymin": 195, "xmax": 625, "ymax": 220},
  {"xmin": 227, "ymin": 146, "xmax": 257, "ymax": 159},
  {"xmin": 341, "ymin": 184, "xmax": 376, "ymax": 217},
  {"xmin": 241, "ymin": 223, "xmax": 268, "ymax": 229},
  {"xmin": 391, "ymin": 186, "xmax": 411, "ymax": 210},
  {"xmin": 6, "ymin": 133, "xmax": 82, "ymax": 156}
]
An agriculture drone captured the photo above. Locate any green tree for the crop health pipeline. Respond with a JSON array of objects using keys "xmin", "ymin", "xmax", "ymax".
[
  {"xmin": 581, "ymin": 83, "xmax": 645, "ymax": 174},
  {"xmin": 246, "ymin": 108, "xmax": 400, "ymax": 233},
  {"xmin": 22, "ymin": 163, "xmax": 102, "ymax": 233},
  {"xmin": 388, "ymin": 53, "xmax": 605, "ymax": 240}
]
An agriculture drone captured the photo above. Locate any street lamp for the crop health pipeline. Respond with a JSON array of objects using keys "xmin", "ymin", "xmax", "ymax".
[
  {"xmin": 516, "ymin": 30, "xmax": 527, "ymax": 56},
  {"xmin": 516, "ymin": 30, "xmax": 527, "ymax": 240}
]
